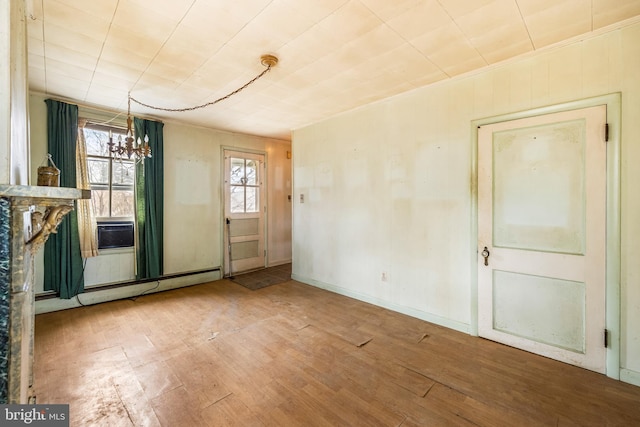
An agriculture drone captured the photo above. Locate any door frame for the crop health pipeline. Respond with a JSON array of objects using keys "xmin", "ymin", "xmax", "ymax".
[
  {"xmin": 470, "ymin": 93, "xmax": 621, "ymax": 380},
  {"xmin": 221, "ymin": 146, "xmax": 269, "ymax": 277}
]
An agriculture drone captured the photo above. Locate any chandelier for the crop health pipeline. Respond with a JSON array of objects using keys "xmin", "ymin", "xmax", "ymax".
[
  {"xmin": 108, "ymin": 93, "xmax": 152, "ymax": 162},
  {"xmin": 110, "ymin": 54, "xmax": 279, "ymax": 163}
]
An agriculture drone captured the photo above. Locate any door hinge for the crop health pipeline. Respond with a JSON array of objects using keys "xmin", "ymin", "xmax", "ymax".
[
  {"xmin": 604, "ymin": 329, "xmax": 609, "ymax": 348},
  {"xmin": 605, "ymin": 123, "xmax": 609, "ymax": 142}
]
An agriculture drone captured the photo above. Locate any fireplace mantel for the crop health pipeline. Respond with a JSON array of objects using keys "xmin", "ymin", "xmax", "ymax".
[
  {"xmin": 0, "ymin": 185, "xmax": 89, "ymax": 404},
  {"xmin": 0, "ymin": 185, "xmax": 89, "ymax": 199}
]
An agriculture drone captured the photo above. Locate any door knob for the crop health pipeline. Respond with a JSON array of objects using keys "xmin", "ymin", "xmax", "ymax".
[{"xmin": 481, "ymin": 246, "xmax": 490, "ymax": 266}]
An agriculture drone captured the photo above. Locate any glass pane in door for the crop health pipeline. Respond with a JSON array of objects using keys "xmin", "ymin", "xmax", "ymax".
[
  {"xmin": 245, "ymin": 187, "xmax": 258, "ymax": 212},
  {"xmin": 246, "ymin": 160, "xmax": 258, "ymax": 185},
  {"xmin": 230, "ymin": 185, "xmax": 245, "ymax": 213},
  {"xmin": 230, "ymin": 158, "xmax": 245, "ymax": 185}
]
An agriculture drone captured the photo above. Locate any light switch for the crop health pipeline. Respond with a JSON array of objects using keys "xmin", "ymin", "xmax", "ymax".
[{"xmin": 300, "ymin": 194, "xmax": 304, "ymax": 203}]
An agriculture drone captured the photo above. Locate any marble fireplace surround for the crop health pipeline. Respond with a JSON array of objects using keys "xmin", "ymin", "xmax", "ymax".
[{"xmin": 0, "ymin": 185, "xmax": 89, "ymax": 404}]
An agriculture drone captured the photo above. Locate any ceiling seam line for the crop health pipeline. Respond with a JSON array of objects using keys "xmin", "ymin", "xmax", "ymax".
[
  {"xmin": 514, "ymin": 0, "xmax": 536, "ymax": 51},
  {"xmin": 85, "ymin": 0, "xmax": 121, "ymax": 103},
  {"xmin": 358, "ymin": 2, "xmax": 449, "ymax": 79},
  {"xmin": 434, "ymin": 0, "xmax": 489, "ymax": 67},
  {"xmin": 130, "ymin": 0, "xmax": 199, "ymax": 94},
  {"xmin": 187, "ymin": 0, "xmax": 280, "ymax": 105}
]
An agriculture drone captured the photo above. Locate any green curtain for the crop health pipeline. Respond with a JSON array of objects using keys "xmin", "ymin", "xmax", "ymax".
[
  {"xmin": 44, "ymin": 99, "xmax": 84, "ymax": 299},
  {"xmin": 134, "ymin": 118, "xmax": 164, "ymax": 279}
]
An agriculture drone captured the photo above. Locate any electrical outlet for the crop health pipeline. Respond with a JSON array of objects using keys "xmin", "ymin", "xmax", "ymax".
[{"xmin": 381, "ymin": 272, "xmax": 387, "ymax": 282}]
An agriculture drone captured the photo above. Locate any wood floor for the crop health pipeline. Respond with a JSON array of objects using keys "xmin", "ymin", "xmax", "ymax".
[{"xmin": 34, "ymin": 279, "xmax": 640, "ymax": 426}]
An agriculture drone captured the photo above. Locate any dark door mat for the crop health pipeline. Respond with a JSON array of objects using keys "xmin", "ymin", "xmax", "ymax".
[{"xmin": 230, "ymin": 263, "xmax": 292, "ymax": 290}]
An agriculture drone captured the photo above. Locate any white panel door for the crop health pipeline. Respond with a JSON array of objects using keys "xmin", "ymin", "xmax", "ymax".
[
  {"xmin": 478, "ymin": 105, "xmax": 607, "ymax": 373},
  {"xmin": 224, "ymin": 150, "xmax": 265, "ymax": 275}
]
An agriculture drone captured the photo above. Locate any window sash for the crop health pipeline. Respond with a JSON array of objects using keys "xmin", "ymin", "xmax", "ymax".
[{"xmin": 84, "ymin": 126, "xmax": 135, "ymax": 219}]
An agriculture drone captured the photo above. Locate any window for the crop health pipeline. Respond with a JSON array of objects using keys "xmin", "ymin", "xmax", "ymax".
[
  {"xmin": 230, "ymin": 157, "xmax": 259, "ymax": 213},
  {"xmin": 84, "ymin": 124, "xmax": 135, "ymax": 219}
]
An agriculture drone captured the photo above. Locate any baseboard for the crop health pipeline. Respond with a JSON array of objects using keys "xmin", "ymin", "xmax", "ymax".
[
  {"xmin": 267, "ymin": 259, "xmax": 292, "ymax": 268},
  {"xmin": 291, "ymin": 274, "xmax": 470, "ymax": 334},
  {"xmin": 620, "ymin": 368, "xmax": 640, "ymax": 387},
  {"xmin": 35, "ymin": 270, "xmax": 221, "ymax": 314}
]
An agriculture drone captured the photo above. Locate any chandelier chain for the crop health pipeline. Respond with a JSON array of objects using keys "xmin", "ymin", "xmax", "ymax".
[{"xmin": 129, "ymin": 64, "xmax": 273, "ymax": 113}]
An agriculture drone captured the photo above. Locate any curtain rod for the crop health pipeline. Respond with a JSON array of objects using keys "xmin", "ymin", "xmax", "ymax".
[{"xmin": 32, "ymin": 91, "xmax": 164, "ymax": 123}]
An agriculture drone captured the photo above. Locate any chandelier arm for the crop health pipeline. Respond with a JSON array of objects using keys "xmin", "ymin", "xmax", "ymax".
[{"xmin": 129, "ymin": 65, "xmax": 273, "ymax": 113}]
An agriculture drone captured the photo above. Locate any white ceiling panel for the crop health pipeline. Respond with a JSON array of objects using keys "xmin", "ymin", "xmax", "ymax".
[
  {"xmin": 286, "ymin": 0, "xmax": 350, "ymax": 23},
  {"xmin": 182, "ymin": 0, "xmax": 274, "ymax": 54},
  {"xmin": 386, "ymin": 1, "xmax": 453, "ymax": 41},
  {"xmin": 453, "ymin": 0, "xmax": 533, "ymax": 63},
  {"xmin": 102, "ymin": 25, "xmax": 163, "ymax": 61},
  {"xmin": 43, "ymin": 44, "xmax": 99, "ymax": 72},
  {"xmin": 127, "ymin": 0, "xmax": 194, "ymax": 21},
  {"xmin": 50, "ymin": 0, "xmax": 118, "ymax": 19},
  {"xmin": 26, "ymin": 0, "xmax": 640, "ymax": 140},
  {"xmin": 411, "ymin": 23, "xmax": 486, "ymax": 76},
  {"xmin": 438, "ymin": 0, "xmax": 498, "ymax": 19},
  {"xmin": 593, "ymin": 0, "xmax": 640, "ymax": 28},
  {"xmin": 41, "ymin": 21, "xmax": 104, "ymax": 56},
  {"xmin": 111, "ymin": 0, "xmax": 182, "ymax": 39},
  {"xmin": 360, "ymin": 0, "xmax": 430, "ymax": 21},
  {"xmin": 315, "ymin": 1, "xmax": 384, "ymax": 46},
  {"xmin": 518, "ymin": 0, "xmax": 593, "ymax": 48},
  {"xmin": 44, "ymin": 1, "xmax": 112, "ymax": 36}
]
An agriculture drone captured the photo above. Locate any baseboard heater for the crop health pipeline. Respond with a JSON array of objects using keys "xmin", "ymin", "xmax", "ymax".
[{"xmin": 35, "ymin": 267, "xmax": 221, "ymax": 301}]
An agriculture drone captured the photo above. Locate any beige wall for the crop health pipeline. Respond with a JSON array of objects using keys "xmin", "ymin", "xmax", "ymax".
[
  {"xmin": 292, "ymin": 22, "xmax": 640, "ymax": 385},
  {"xmin": 163, "ymin": 121, "xmax": 292, "ymax": 274}
]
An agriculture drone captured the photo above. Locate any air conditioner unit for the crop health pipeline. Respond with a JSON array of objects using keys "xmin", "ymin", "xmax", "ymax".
[{"xmin": 97, "ymin": 221, "xmax": 134, "ymax": 249}]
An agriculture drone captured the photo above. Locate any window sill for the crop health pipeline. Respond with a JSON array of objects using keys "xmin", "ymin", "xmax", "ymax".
[{"xmin": 98, "ymin": 246, "xmax": 134, "ymax": 255}]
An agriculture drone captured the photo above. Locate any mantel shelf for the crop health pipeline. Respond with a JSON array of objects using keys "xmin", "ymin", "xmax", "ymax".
[
  {"xmin": 0, "ymin": 185, "xmax": 91, "ymax": 257},
  {"xmin": 0, "ymin": 185, "xmax": 90, "ymax": 200}
]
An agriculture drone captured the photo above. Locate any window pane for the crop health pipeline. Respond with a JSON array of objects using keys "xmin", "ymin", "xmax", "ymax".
[
  {"xmin": 246, "ymin": 160, "xmax": 257, "ymax": 185},
  {"xmin": 112, "ymin": 160, "xmax": 135, "ymax": 186},
  {"xmin": 88, "ymin": 158, "xmax": 109, "ymax": 185},
  {"xmin": 230, "ymin": 158, "xmax": 244, "ymax": 185},
  {"xmin": 84, "ymin": 128, "xmax": 110, "ymax": 157},
  {"xmin": 111, "ymin": 189, "xmax": 134, "ymax": 217},
  {"xmin": 230, "ymin": 185, "xmax": 245, "ymax": 213},
  {"xmin": 246, "ymin": 187, "xmax": 258, "ymax": 212},
  {"xmin": 90, "ymin": 189, "xmax": 110, "ymax": 217},
  {"xmin": 85, "ymin": 127, "xmax": 128, "ymax": 157}
]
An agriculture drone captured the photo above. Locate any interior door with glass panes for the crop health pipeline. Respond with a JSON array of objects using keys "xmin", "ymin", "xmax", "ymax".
[{"xmin": 223, "ymin": 150, "xmax": 265, "ymax": 275}]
